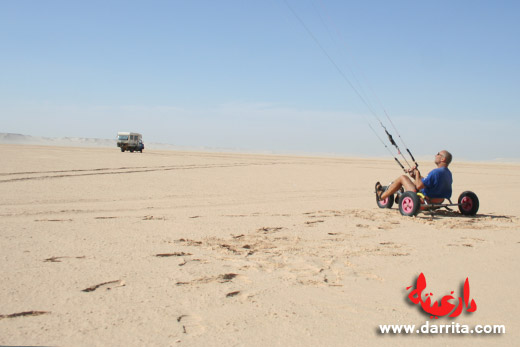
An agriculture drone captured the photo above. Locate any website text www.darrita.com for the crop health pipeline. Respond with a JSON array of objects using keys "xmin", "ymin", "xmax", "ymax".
[{"xmin": 379, "ymin": 321, "xmax": 506, "ymax": 335}]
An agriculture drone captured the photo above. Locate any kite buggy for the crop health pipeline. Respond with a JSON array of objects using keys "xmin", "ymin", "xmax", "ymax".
[
  {"xmin": 282, "ymin": 3, "xmax": 481, "ymax": 218},
  {"xmin": 374, "ymin": 149, "xmax": 480, "ymax": 218},
  {"xmin": 376, "ymin": 186, "xmax": 479, "ymax": 217}
]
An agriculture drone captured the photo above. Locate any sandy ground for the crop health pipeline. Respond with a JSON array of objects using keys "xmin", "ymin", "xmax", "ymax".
[{"xmin": 0, "ymin": 144, "xmax": 518, "ymax": 346}]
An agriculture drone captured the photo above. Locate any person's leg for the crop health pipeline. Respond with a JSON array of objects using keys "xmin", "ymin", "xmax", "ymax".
[{"xmin": 379, "ymin": 175, "xmax": 416, "ymax": 200}]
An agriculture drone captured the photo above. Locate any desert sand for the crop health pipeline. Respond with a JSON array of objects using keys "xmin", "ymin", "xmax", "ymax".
[{"xmin": 1, "ymin": 144, "xmax": 518, "ymax": 346}]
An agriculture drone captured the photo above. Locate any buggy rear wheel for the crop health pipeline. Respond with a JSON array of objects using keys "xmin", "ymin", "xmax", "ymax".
[
  {"xmin": 458, "ymin": 191, "xmax": 479, "ymax": 215},
  {"xmin": 398, "ymin": 191, "xmax": 421, "ymax": 217},
  {"xmin": 376, "ymin": 186, "xmax": 394, "ymax": 209}
]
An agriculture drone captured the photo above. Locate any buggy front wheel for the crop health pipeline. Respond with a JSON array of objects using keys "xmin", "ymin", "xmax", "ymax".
[
  {"xmin": 398, "ymin": 191, "xmax": 421, "ymax": 217},
  {"xmin": 376, "ymin": 186, "xmax": 394, "ymax": 209}
]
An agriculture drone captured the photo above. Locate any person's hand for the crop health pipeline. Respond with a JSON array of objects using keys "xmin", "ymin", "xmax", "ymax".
[{"xmin": 408, "ymin": 166, "xmax": 418, "ymax": 178}]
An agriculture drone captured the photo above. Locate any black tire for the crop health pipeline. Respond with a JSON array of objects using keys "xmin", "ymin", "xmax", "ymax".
[
  {"xmin": 130, "ymin": 149, "xmax": 134, "ymax": 153},
  {"xmin": 120, "ymin": 147, "xmax": 125, "ymax": 152},
  {"xmin": 458, "ymin": 191, "xmax": 479, "ymax": 215},
  {"xmin": 394, "ymin": 188, "xmax": 404, "ymax": 206},
  {"xmin": 376, "ymin": 186, "xmax": 394, "ymax": 209},
  {"xmin": 398, "ymin": 191, "xmax": 421, "ymax": 217}
]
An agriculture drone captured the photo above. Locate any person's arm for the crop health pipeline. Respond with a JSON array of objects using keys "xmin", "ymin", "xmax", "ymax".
[
  {"xmin": 413, "ymin": 168, "xmax": 424, "ymax": 190},
  {"xmin": 408, "ymin": 167, "xmax": 425, "ymax": 190}
]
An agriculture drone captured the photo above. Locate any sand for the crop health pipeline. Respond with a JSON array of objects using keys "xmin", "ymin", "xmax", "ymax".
[{"xmin": 0, "ymin": 144, "xmax": 518, "ymax": 346}]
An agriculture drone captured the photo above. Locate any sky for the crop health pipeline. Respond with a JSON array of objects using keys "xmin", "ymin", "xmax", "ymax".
[{"xmin": 1, "ymin": 0, "xmax": 519, "ymax": 161}]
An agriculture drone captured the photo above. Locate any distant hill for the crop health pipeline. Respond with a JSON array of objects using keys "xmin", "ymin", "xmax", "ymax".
[
  {"xmin": 0, "ymin": 133, "xmax": 116, "ymax": 147},
  {"xmin": 0, "ymin": 133, "xmax": 204, "ymax": 152}
]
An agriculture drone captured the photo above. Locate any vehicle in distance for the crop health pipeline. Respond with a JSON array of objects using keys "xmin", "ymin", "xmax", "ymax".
[{"xmin": 117, "ymin": 132, "xmax": 144, "ymax": 153}]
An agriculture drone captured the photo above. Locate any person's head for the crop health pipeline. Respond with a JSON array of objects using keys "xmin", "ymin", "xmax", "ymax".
[{"xmin": 435, "ymin": 150, "xmax": 452, "ymax": 167}]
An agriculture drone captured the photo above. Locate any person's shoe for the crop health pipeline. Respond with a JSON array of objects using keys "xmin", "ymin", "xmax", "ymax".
[{"xmin": 375, "ymin": 182, "xmax": 384, "ymax": 200}]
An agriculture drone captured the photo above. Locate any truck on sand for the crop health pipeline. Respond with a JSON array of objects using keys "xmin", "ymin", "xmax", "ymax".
[{"xmin": 117, "ymin": 132, "xmax": 144, "ymax": 153}]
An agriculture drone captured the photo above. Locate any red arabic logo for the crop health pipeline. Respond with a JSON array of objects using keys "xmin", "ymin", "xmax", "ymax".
[{"xmin": 406, "ymin": 273, "xmax": 477, "ymax": 319}]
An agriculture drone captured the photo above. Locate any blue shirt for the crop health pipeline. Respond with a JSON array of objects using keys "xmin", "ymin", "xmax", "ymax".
[{"xmin": 420, "ymin": 167, "xmax": 453, "ymax": 199}]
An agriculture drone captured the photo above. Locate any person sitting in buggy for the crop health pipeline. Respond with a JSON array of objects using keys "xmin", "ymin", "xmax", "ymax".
[{"xmin": 376, "ymin": 150, "xmax": 453, "ymax": 205}]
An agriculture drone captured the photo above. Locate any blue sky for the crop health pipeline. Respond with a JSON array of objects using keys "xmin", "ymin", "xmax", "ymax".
[{"xmin": 1, "ymin": 0, "xmax": 519, "ymax": 160}]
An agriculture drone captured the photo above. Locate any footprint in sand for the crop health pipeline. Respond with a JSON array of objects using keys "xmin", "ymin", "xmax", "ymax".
[
  {"xmin": 44, "ymin": 256, "xmax": 86, "ymax": 262},
  {"xmin": 177, "ymin": 314, "xmax": 205, "ymax": 335},
  {"xmin": 142, "ymin": 215, "xmax": 165, "ymax": 220},
  {"xmin": 82, "ymin": 280, "xmax": 125, "ymax": 292},
  {"xmin": 257, "ymin": 227, "xmax": 284, "ymax": 233},
  {"xmin": 305, "ymin": 220, "xmax": 325, "ymax": 226},
  {"xmin": 226, "ymin": 290, "xmax": 240, "ymax": 298},
  {"xmin": 34, "ymin": 219, "xmax": 73, "ymax": 222},
  {"xmin": 176, "ymin": 273, "xmax": 239, "ymax": 286},
  {"xmin": 356, "ymin": 224, "xmax": 370, "ymax": 229},
  {"xmin": 0, "ymin": 311, "xmax": 50, "ymax": 319}
]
